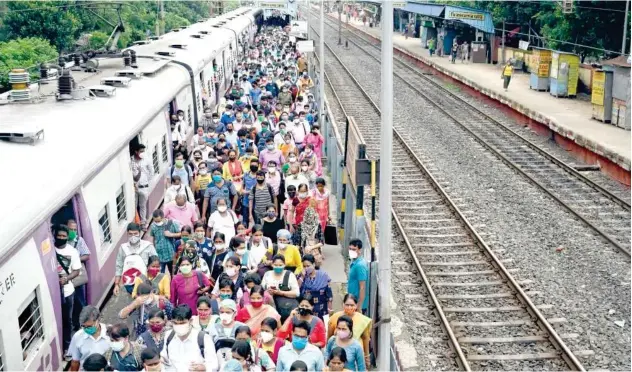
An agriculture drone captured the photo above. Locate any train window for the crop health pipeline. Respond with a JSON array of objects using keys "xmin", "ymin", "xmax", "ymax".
[
  {"xmin": 115, "ymin": 186, "xmax": 126, "ymax": 222},
  {"xmin": 98, "ymin": 206, "xmax": 112, "ymax": 244},
  {"xmin": 152, "ymin": 144, "xmax": 160, "ymax": 174},
  {"xmin": 197, "ymin": 92, "xmax": 201, "ymax": 111},
  {"xmin": 18, "ymin": 291, "xmax": 44, "ymax": 361},
  {"xmin": 161, "ymin": 135, "xmax": 168, "ymax": 163}
]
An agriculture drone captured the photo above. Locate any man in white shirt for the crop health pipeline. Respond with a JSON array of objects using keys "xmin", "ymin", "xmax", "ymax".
[
  {"xmin": 54, "ymin": 225, "xmax": 81, "ymax": 356},
  {"xmin": 69, "ymin": 306, "xmax": 111, "ymax": 370},
  {"xmin": 285, "ymin": 163, "xmax": 308, "ymax": 196},
  {"xmin": 290, "ymin": 118, "xmax": 310, "ymax": 150},
  {"xmin": 131, "ymin": 144, "xmax": 154, "ymax": 230},
  {"xmin": 161, "ymin": 305, "xmax": 218, "ymax": 372}
]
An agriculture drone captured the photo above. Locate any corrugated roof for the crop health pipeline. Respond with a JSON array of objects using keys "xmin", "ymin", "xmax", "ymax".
[{"xmin": 603, "ymin": 55, "xmax": 631, "ymax": 68}]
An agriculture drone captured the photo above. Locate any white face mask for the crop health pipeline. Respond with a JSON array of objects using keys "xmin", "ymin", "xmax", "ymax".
[
  {"xmin": 110, "ymin": 340, "xmax": 126, "ymax": 352},
  {"xmin": 301, "ymin": 166, "xmax": 309, "ymax": 172},
  {"xmin": 236, "ymin": 248, "xmax": 246, "ymax": 256},
  {"xmin": 260, "ymin": 331, "xmax": 274, "ymax": 343},
  {"xmin": 129, "ymin": 236, "xmax": 141, "ymax": 245},
  {"xmin": 173, "ymin": 323, "xmax": 191, "ymax": 337},
  {"xmin": 225, "ymin": 267, "xmax": 237, "ymax": 277},
  {"xmin": 215, "ymin": 243, "xmax": 226, "ymax": 250},
  {"xmin": 217, "ymin": 205, "xmax": 228, "ymax": 213},
  {"xmin": 219, "ymin": 313, "xmax": 234, "ymax": 324},
  {"xmin": 349, "ymin": 250, "xmax": 359, "ymax": 259},
  {"xmin": 138, "ymin": 152, "xmax": 145, "ymax": 159},
  {"xmin": 299, "ymin": 192, "xmax": 308, "ymax": 199}
]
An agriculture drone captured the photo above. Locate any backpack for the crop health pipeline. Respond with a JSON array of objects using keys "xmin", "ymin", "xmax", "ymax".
[
  {"xmin": 251, "ymin": 185, "xmax": 274, "ymax": 210},
  {"xmin": 121, "ymin": 242, "xmax": 151, "ymax": 288},
  {"xmin": 273, "ymin": 270, "xmax": 299, "ymax": 323},
  {"xmin": 165, "ymin": 329, "xmax": 206, "ymax": 359},
  {"xmin": 170, "ymin": 165, "xmax": 191, "ymax": 185}
]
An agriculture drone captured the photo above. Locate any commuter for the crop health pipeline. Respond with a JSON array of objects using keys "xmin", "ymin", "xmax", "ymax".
[
  {"xmin": 293, "ymin": 184, "xmax": 312, "ymax": 228},
  {"xmin": 249, "ymin": 225, "xmax": 274, "ymax": 266},
  {"xmin": 299, "ymin": 254, "xmax": 332, "ymax": 319},
  {"xmin": 164, "ymin": 193, "xmax": 198, "ymax": 229},
  {"xmin": 261, "ymin": 255, "xmax": 300, "ymax": 323},
  {"xmin": 272, "ymin": 230, "xmax": 303, "ymax": 274},
  {"xmin": 209, "ymin": 299, "xmax": 246, "ymax": 344},
  {"xmin": 285, "ymin": 164, "xmax": 309, "ymax": 197},
  {"xmin": 501, "ymin": 59, "xmax": 514, "ymax": 91},
  {"xmin": 175, "ymin": 239, "xmax": 210, "ymax": 278},
  {"xmin": 241, "ymin": 272, "xmax": 275, "ymax": 308},
  {"xmin": 205, "ymin": 232, "xmax": 231, "ymax": 284},
  {"xmin": 256, "ymin": 317, "xmax": 288, "ymax": 366},
  {"xmin": 160, "ymin": 305, "xmax": 219, "ymax": 372},
  {"xmin": 283, "ymin": 151, "xmax": 299, "ymax": 176},
  {"xmin": 54, "ymin": 224, "xmax": 81, "ymax": 356},
  {"xmin": 114, "ymin": 223, "xmax": 157, "ymax": 296},
  {"xmin": 461, "ymin": 41, "xmax": 469, "ymax": 63},
  {"xmin": 169, "ymin": 152, "xmax": 194, "ymax": 187},
  {"xmin": 324, "ymin": 316, "xmax": 366, "ymax": 371},
  {"xmin": 324, "ymin": 347, "xmax": 350, "ymax": 372},
  {"xmin": 213, "ymin": 256, "xmax": 246, "ymax": 301},
  {"xmin": 149, "ymin": 209, "xmax": 179, "ymax": 274},
  {"xmin": 192, "ymin": 221, "xmax": 214, "ymax": 258},
  {"xmin": 261, "ymin": 206, "xmax": 285, "ymax": 243},
  {"xmin": 192, "ymin": 296, "xmax": 216, "ymax": 331},
  {"xmin": 223, "ymin": 236, "xmax": 258, "ymax": 273},
  {"xmin": 275, "ymin": 320, "xmax": 324, "ymax": 372},
  {"xmin": 298, "ymin": 144, "xmax": 320, "ymax": 176},
  {"xmin": 304, "ymin": 125, "xmax": 324, "ymax": 160},
  {"xmin": 299, "ymin": 161, "xmax": 316, "ymax": 190},
  {"xmin": 136, "ymin": 307, "xmax": 168, "ymax": 352},
  {"xmin": 83, "ymin": 353, "xmax": 113, "ymax": 371},
  {"xmin": 311, "ymin": 178, "xmax": 332, "ymax": 232},
  {"xmin": 194, "ymin": 161, "xmax": 213, "ymax": 202},
  {"xmin": 427, "ymin": 37, "xmax": 436, "ymax": 57},
  {"xmin": 140, "ymin": 347, "xmax": 163, "ymax": 372},
  {"xmin": 451, "ymin": 42, "xmax": 458, "ymax": 63},
  {"xmin": 119, "ymin": 282, "xmax": 174, "ymax": 338},
  {"xmin": 235, "ymin": 285, "xmax": 281, "ymax": 338},
  {"xmin": 282, "ymin": 186, "xmax": 297, "ymax": 232},
  {"xmin": 69, "ymin": 306, "xmax": 110, "ymax": 371},
  {"xmin": 327, "ymin": 294, "xmax": 371, "ymax": 366},
  {"xmin": 104, "ymin": 323, "xmax": 144, "ymax": 371},
  {"xmin": 66, "ymin": 219, "xmax": 89, "ymax": 330},
  {"xmin": 164, "ymin": 174, "xmax": 195, "ymax": 204},
  {"xmin": 202, "ymin": 168, "xmax": 239, "ymax": 220},
  {"xmin": 250, "ymin": 170, "xmax": 276, "ymax": 225},
  {"xmin": 222, "ymin": 340, "xmax": 262, "ymax": 372},
  {"xmin": 209, "ymin": 198, "xmax": 240, "ymax": 245},
  {"xmin": 278, "ymin": 85, "xmax": 293, "ymax": 106},
  {"xmin": 347, "ymin": 239, "xmax": 369, "ymax": 314},
  {"xmin": 278, "ymin": 293, "xmax": 327, "ymax": 348},
  {"xmin": 131, "ymin": 255, "xmax": 171, "ymax": 298},
  {"xmin": 131, "ymin": 144, "xmax": 153, "ymax": 230},
  {"xmin": 259, "ymin": 137, "xmax": 285, "ymax": 167},
  {"xmin": 289, "ymin": 360, "xmax": 308, "ymax": 372},
  {"xmin": 235, "ymin": 326, "xmax": 276, "ymax": 371},
  {"xmin": 290, "ymin": 119, "xmax": 310, "ymax": 151},
  {"xmin": 170, "ymin": 256, "xmax": 211, "ymax": 315}
]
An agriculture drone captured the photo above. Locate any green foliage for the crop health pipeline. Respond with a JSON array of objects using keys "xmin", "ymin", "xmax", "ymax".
[
  {"xmin": 88, "ymin": 31, "xmax": 109, "ymax": 50},
  {"xmin": 164, "ymin": 13, "xmax": 191, "ymax": 32},
  {"xmin": 0, "ymin": 37, "xmax": 58, "ymax": 91}
]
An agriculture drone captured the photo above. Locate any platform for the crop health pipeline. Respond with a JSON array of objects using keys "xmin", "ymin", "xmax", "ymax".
[{"xmin": 331, "ymin": 14, "xmax": 631, "ymax": 180}]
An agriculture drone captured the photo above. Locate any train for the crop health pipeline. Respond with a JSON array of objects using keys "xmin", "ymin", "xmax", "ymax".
[{"xmin": 0, "ymin": 7, "xmax": 262, "ymax": 371}]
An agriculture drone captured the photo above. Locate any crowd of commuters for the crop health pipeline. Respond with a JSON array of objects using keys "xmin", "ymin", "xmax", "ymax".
[{"xmin": 55, "ymin": 24, "xmax": 372, "ymax": 372}]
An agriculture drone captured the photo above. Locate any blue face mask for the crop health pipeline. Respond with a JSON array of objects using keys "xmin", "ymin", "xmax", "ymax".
[
  {"xmin": 212, "ymin": 175, "xmax": 223, "ymax": 183},
  {"xmin": 83, "ymin": 325, "xmax": 98, "ymax": 335},
  {"xmin": 292, "ymin": 336, "xmax": 308, "ymax": 350},
  {"xmin": 273, "ymin": 266, "xmax": 284, "ymax": 274},
  {"xmin": 219, "ymin": 293, "xmax": 231, "ymax": 300}
]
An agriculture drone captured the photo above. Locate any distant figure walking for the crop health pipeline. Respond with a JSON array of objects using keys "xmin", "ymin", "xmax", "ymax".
[
  {"xmin": 461, "ymin": 41, "xmax": 469, "ymax": 63},
  {"xmin": 501, "ymin": 60, "xmax": 514, "ymax": 91},
  {"xmin": 428, "ymin": 37, "xmax": 436, "ymax": 57},
  {"xmin": 451, "ymin": 42, "xmax": 458, "ymax": 64}
]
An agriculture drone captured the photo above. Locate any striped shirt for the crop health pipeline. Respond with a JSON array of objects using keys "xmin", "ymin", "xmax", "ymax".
[{"xmin": 252, "ymin": 185, "xmax": 273, "ymax": 215}]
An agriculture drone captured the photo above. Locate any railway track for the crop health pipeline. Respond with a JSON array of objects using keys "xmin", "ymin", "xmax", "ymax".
[
  {"xmin": 311, "ymin": 23, "xmax": 589, "ymax": 371},
  {"xmin": 313, "ymin": 12, "xmax": 631, "ymax": 256}
]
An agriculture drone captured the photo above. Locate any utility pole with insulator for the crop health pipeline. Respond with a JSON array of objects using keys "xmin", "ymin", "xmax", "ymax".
[{"xmin": 561, "ymin": 0, "xmax": 574, "ymax": 14}]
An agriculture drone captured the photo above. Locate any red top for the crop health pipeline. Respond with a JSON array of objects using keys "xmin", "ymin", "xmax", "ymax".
[
  {"xmin": 277, "ymin": 315, "xmax": 327, "ymax": 348},
  {"xmin": 294, "ymin": 197, "xmax": 311, "ymax": 225}
]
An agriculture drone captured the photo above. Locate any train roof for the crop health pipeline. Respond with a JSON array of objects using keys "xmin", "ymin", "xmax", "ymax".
[{"xmin": 0, "ymin": 58, "xmax": 190, "ymax": 257}]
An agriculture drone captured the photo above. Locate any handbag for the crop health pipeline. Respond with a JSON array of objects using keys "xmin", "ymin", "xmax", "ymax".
[
  {"xmin": 273, "ymin": 270, "xmax": 299, "ymax": 322},
  {"xmin": 70, "ymin": 240, "xmax": 89, "ymax": 287},
  {"xmin": 324, "ymin": 225, "xmax": 338, "ymax": 246}
]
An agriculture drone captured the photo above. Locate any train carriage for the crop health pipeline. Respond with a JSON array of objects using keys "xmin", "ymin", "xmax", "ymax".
[{"xmin": 0, "ymin": 7, "xmax": 261, "ymax": 370}]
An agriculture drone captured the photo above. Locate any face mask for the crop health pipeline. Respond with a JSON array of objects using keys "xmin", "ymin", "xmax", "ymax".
[
  {"xmin": 337, "ymin": 329, "xmax": 351, "ymax": 340},
  {"xmin": 236, "ymin": 248, "xmax": 247, "ymax": 256},
  {"xmin": 229, "ymin": 156, "xmax": 237, "ymax": 161},
  {"xmin": 304, "ymin": 266, "xmax": 314, "ymax": 276},
  {"xmin": 173, "ymin": 323, "xmax": 191, "ymax": 337},
  {"xmin": 299, "ymin": 192, "xmax": 308, "ymax": 199},
  {"xmin": 213, "ymin": 175, "xmax": 223, "ymax": 183},
  {"xmin": 225, "ymin": 267, "xmax": 237, "ymax": 277},
  {"xmin": 129, "ymin": 236, "xmax": 140, "ymax": 245},
  {"xmin": 218, "ymin": 205, "xmax": 228, "ymax": 213},
  {"xmin": 349, "ymin": 250, "xmax": 359, "ymax": 259},
  {"xmin": 148, "ymin": 267, "xmax": 160, "ymax": 277},
  {"xmin": 144, "ymin": 297, "xmax": 154, "ymax": 306},
  {"xmin": 199, "ymin": 169, "xmax": 208, "ymax": 176},
  {"xmin": 255, "ymin": 332, "xmax": 274, "ymax": 347},
  {"xmin": 83, "ymin": 325, "xmax": 98, "ymax": 335},
  {"xmin": 110, "ymin": 340, "xmax": 125, "ymax": 352},
  {"xmin": 250, "ymin": 165, "xmax": 259, "ymax": 172},
  {"xmin": 175, "ymin": 159, "xmax": 184, "ymax": 167},
  {"xmin": 268, "ymin": 167, "xmax": 276, "ymax": 173},
  {"xmin": 194, "ymin": 232, "xmax": 205, "ymax": 240},
  {"xmin": 54, "ymin": 238, "xmax": 67, "ymax": 248},
  {"xmin": 198, "ymin": 309, "xmax": 211, "ymax": 319},
  {"xmin": 301, "ymin": 166, "xmax": 309, "ymax": 172},
  {"xmin": 267, "ymin": 211, "xmax": 276, "ymax": 218},
  {"xmin": 288, "ymin": 156, "xmax": 297, "ymax": 163},
  {"xmin": 297, "ymin": 307, "xmax": 312, "ymax": 316},
  {"xmin": 215, "ymin": 243, "xmax": 226, "ymax": 250},
  {"xmin": 138, "ymin": 152, "xmax": 146, "ymax": 160},
  {"xmin": 305, "ymin": 149, "xmax": 312, "ymax": 155},
  {"xmin": 251, "ymin": 300, "xmax": 264, "ymax": 309},
  {"xmin": 266, "ymin": 144, "xmax": 275, "ymax": 151},
  {"xmin": 213, "ymin": 119, "xmax": 219, "ymax": 123},
  {"xmin": 273, "ymin": 266, "xmax": 284, "ymax": 274},
  {"xmin": 180, "ymin": 265, "xmax": 192, "ymax": 275},
  {"xmin": 68, "ymin": 230, "xmax": 77, "ymax": 241},
  {"xmin": 149, "ymin": 323, "xmax": 164, "ymax": 333},
  {"xmin": 292, "ymin": 336, "xmax": 308, "ymax": 350},
  {"xmin": 219, "ymin": 313, "xmax": 234, "ymax": 324},
  {"xmin": 154, "ymin": 220, "xmax": 164, "ymax": 226}
]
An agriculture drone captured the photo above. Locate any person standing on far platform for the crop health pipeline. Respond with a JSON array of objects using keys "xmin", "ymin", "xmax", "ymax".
[
  {"xmin": 461, "ymin": 41, "xmax": 469, "ymax": 63},
  {"xmin": 451, "ymin": 42, "xmax": 458, "ymax": 64},
  {"xmin": 501, "ymin": 59, "xmax": 514, "ymax": 92},
  {"xmin": 428, "ymin": 37, "xmax": 436, "ymax": 57}
]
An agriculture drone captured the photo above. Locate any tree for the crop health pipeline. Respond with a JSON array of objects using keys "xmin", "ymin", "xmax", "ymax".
[
  {"xmin": 88, "ymin": 31, "xmax": 109, "ymax": 50},
  {"xmin": 0, "ymin": 37, "xmax": 58, "ymax": 92}
]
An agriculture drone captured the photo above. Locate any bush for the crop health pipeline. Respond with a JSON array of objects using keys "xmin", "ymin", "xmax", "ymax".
[{"xmin": 0, "ymin": 37, "xmax": 58, "ymax": 92}]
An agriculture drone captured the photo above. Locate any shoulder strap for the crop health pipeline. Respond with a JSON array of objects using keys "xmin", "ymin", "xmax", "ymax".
[
  {"xmin": 56, "ymin": 254, "xmax": 71, "ymax": 275},
  {"xmin": 211, "ymin": 298, "xmax": 220, "ymax": 314},
  {"xmin": 196, "ymin": 270, "xmax": 204, "ymax": 288},
  {"xmin": 121, "ymin": 243, "xmax": 132, "ymax": 256},
  {"xmin": 309, "ymin": 316, "xmax": 319, "ymax": 332},
  {"xmin": 268, "ymin": 185, "xmax": 274, "ymax": 201},
  {"xmin": 197, "ymin": 331, "xmax": 206, "ymax": 358},
  {"xmin": 165, "ymin": 331, "xmax": 176, "ymax": 359},
  {"xmin": 282, "ymin": 270, "xmax": 291, "ymax": 288}
]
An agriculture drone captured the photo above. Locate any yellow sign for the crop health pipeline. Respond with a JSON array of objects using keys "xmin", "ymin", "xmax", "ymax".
[
  {"xmin": 41, "ymin": 238, "xmax": 51, "ymax": 255},
  {"xmin": 560, "ymin": 54, "xmax": 579, "ymax": 96},
  {"xmin": 446, "ymin": 11, "xmax": 485, "ymax": 21},
  {"xmin": 262, "ymin": 2, "xmax": 286, "ymax": 9},
  {"xmin": 592, "ymin": 71, "xmax": 605, "ymax": 105},
  {"xmin": 393, "ymin": 2, "xmax": 406, "ymax": 8}
]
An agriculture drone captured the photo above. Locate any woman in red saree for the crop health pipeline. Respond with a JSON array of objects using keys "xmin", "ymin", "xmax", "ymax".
[{"xmin": 235, "ymin": 285, "xmax": 281, "ymax": 338}]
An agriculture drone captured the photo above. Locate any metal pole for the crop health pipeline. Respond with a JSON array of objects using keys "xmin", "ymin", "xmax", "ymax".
[
  {"xmin": 319, "ymin": 0, "xmax": 325, "ymax": 129},
  {"xmin": 159, "ymin": 0, "xmax": 164, "ymax": 35},
  {"xmin": 378, "ymin": 1, "xmax": 393, "ymax": 371},
  {"xmin": 307, "ymin": 0, "xmax": 312, "ymax": 41},
  {"xmin": 501, "ymin": 19, "xmax": 506, "ymax": 64},
  {"xmin": 622, "ymin": 0, "xmax": 630, "ymax": 54},
  {"xmin": 338, "ymin": 3, "xmax": 342, "ymax": 45}
]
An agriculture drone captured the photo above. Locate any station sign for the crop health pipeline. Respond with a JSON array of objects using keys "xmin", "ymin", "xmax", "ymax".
[
  {"xmin": 446, "ymin": 10, "xmax": 485, "ymax": 21},
  {"xmin": 393, "ymin": 2, "xmax": 407, "ymax": 8},
  {"xmin": 297, "ymin": 40, "xmax": 314, "ymax": 53},
  {"xmin": 261, "ymin": 2, "xmax": 286, "ymax": 9}
]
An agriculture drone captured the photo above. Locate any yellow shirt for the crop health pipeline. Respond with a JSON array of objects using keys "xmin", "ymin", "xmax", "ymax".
[
  {"xmin": 222, "ymin": 161, "xmax": 245, "ymax": 182},
  {"xmin": 503, "ymin": 65, "xmax": 513, "ymax": 77},
  {"xmin": 267, "ymin": 244, "xmax": 303, "ymax": 275},
  {"xmin": 131, "ymin": 273, "xmax": 171, "ymax": 298},
  {"xmin": 195, "ymin": 174, "xmax": 212, "ymax": 192}
]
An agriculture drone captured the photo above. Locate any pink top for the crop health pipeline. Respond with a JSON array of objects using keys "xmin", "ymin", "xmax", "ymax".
[
  {"xmin": 163, "ymin": 202, "xmax": 198, "ymax": 228},
  {"xmin": 170, "ymin": 272, "xmax": 210, "ymax": 315},
  {"xmin": 282, "ymin": 198, "xmax": 296, "ymax": 225},
  {"xmin": 304, "ymin": 133, "xmax": 324, "ymax": 159}
]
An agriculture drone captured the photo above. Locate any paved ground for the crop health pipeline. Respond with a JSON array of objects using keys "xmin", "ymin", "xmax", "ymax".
[{"xmin": 333, "ymin": 15, "xmax": 631, "ymax": 171}]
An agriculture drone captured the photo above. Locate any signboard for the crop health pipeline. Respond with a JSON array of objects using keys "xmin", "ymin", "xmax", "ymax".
[
  {"xmin": 518, "ymin": 40, "xmax": 530, "ymax": 51},
  {"xmin": 560, "ymin": 53, "xmax": 579, "ymax": 96},
  {"xmin": 446, "ymin": 10, "xmax": 485, "ymax": 21},
  {"xmin": 393, "ymin": 2, "xmax": 407, "ymax": 8},
  {"xmin": 345, "ymin": 117, "xmax": 366, "ymax": 191},
  {"xmin": 261, "ymin": 2, "xmax": 286, "ymax": 9},
  {"xmin": 591, "ymin": 70, "xmax": 605, "ymax": 105},
  {"xmin": 297, "ymin": 40, "xmax": 314, "ymax": 53}
]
